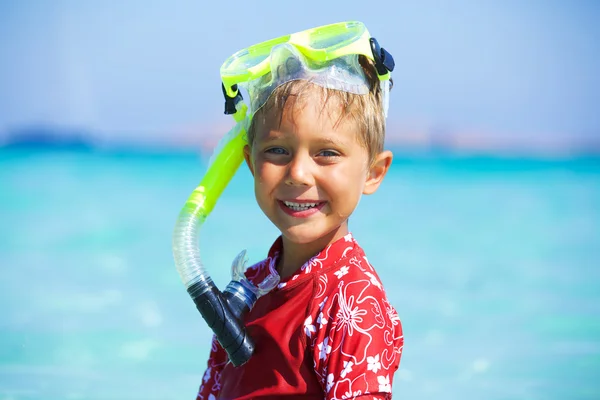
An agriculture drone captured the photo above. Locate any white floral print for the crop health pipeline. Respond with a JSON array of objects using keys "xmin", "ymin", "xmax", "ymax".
[
  {"xmin": 326, "ymin": 373, "xmax": 335, "ymax": 393},
  {"xmin": 335, "ymin": 283, "xmax": 370, "ymax": 337},
  {"xmin": 364, "ymin": 271, "xmax": 382, "ymax": 289},
  {"xmin": 317, "ymin": 311, "xmax": 326, "ymax": 328},
  {"xmin": 340, "ymin": 360, "xmax": 354, "ymax": 378},
  {"xmin": 367, "ymin": 354, "xmax": 381, "ymax": 373},
  {"xmin": 202, "ymin": 367, "xmax": 211, "ymax": 383},
  {"xmin": 342, "ymin": 390, "xmax": 360, "ymax": 399},
  {"xmin": 334, "ymin": 265, "xmax": 350, "ymax": 279},
  {"xmin": 318, "ymin": 337, "xmax": 332, "ymax": 360},
  {"xmin": 304, "ymin": 315, "xmax": 316, "ymax": 338},
  {"xmin": 377, "ymin": 375, "xmax": 391, "ymax": 392}
]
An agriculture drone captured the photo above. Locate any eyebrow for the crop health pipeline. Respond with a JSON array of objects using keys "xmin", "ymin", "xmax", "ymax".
[
  {"xmin": 314, "ymin": 137, "xmax": 346, "ymax": 147},
  {"xmin": 259, "ymin": 131, "xmax": 347, "ymax": 147},
  {"xmin": 260, "ymin": 131, "xmax": 286, "ymax": 143}
]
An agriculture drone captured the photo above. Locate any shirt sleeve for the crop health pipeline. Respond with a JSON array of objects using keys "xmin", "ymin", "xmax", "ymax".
[
  {"xmin": 308, "ymin": 265, "xmax": 403, "ymax": 400},
  {"xmin": 196, "ymin": 335, "xmax": 228, "ymax": 400}
]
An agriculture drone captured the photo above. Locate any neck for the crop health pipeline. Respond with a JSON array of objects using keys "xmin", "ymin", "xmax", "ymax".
[{"xmin": 277, "ymin": 223, "xmax": 349, "ymax": 280}]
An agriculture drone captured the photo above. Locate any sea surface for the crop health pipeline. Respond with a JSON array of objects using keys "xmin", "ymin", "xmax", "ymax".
[{"xmin": 0, "ymin": 148, "xmax": 599, "ymax": 400}]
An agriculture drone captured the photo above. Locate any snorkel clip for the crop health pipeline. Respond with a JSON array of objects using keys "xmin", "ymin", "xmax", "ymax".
[
  {"xmin": 370, "ymin": 38, "xmax": 395, "ymax": 75},
  {"xmin": 222, "ymin": 83, "xmax": 243, "ymax": 115}
]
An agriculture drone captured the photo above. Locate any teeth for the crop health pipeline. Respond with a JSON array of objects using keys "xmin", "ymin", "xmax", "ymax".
[{"xmin": 284, "ymin": 201, "xmax": 319, "ymax": 211}]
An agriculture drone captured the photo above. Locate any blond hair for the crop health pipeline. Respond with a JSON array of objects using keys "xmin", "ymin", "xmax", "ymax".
[{"xmin": 247, "ymin": 56, "xmax": 387, "ymax": 165}]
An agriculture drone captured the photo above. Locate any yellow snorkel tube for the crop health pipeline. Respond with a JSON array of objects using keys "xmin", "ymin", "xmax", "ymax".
[
  {"xmin": 171, "ymin": 97, "xmax": 256, "ymax": 366},
  {"xmin": 172, "ymin": 20, "xmax": 394, "ymax": 367}
]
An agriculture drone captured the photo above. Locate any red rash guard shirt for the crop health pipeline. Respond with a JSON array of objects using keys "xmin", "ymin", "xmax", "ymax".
[{"xmin": 197, "ymin": 233, "xmax": 403, "ymax": 399}]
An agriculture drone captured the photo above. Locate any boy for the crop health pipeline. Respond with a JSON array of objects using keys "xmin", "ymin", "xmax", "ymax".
[{"xmin": 198, "ymin": 22, "xmax": 403, "ymax": 399}]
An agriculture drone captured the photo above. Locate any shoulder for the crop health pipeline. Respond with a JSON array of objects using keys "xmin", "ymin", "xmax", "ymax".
[
  {"xmin": 320, "ymin": 244, "xmax": 389, "ymax": 300},
  {"xmin": 306, "ymin": 244, "xmax": 404, "ymax": 398},
  {"xmin": 309, "ymin": 243, "xmax": 400, "ymax": 337}
]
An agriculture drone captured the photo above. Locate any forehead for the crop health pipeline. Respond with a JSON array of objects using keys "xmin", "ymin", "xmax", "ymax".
[{"xmin": 254, "ymin": 83, "xmax": 362, "ymax": 141}]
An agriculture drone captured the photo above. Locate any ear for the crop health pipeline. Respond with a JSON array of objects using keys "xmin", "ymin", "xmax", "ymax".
[
  {"xmin": 363, "ymin": 150, "xmax": 393, "ymax": 195},
  {"xmin": 243, "ymin": 144, "xmax": 255, "ymax": 176}
]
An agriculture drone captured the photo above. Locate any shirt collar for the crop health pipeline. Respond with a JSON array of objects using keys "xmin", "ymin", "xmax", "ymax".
[{"xmin": 265, "ymin": 233, "xmax": 358, "ymax": 288}]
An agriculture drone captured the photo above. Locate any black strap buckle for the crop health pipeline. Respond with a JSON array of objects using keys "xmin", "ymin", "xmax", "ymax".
[
  {"xmin": 222, "ymin": 83, "xmax": 243, "ymax": 115},
  {"xmin": 370, "ymin": 38, "xmax": 395, "ymax": 76}
]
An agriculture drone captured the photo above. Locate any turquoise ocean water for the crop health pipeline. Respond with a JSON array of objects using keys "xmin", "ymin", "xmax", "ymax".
[{"xmin": 0, "ymin": 148, "xmax": 599, "ymax": 399}]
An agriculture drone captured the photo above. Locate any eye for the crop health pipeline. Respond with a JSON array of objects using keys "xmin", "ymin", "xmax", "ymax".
[
  {"xmin": 318, "ymin": 149, "xmax": 340, "ymax": 157},
  {"xmin": 265, "ymin": 147, "xmax": 288, "ymax": 155}
]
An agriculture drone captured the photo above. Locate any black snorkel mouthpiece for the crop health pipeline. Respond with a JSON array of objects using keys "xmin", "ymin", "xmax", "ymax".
[
  {"xmin": 183, "ymin": 250, "xmax": 279, "ymax": 367},
  {"xmin": 187, "ymin": 280, "xmax": 255, "ymax": 366}
]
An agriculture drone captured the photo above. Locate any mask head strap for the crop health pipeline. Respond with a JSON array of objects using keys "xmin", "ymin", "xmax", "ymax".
[{"xmin": 369, "ymin": 38, "xmax": 395, "ymax": 75}]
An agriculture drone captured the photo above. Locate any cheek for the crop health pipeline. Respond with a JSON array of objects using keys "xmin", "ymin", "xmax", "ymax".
[
  {"xmin": 253, "ymin": 161, "xmax": 283, "ymax": 196},
  {"xmin": 325, "ymin": 164, "xmax": 367, "ymax": 200},
  {"xmin": 254, "ymin": 161, "xmax": 275, "ymax": 182}
]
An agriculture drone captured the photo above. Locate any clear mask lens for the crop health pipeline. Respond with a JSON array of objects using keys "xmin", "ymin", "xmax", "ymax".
[{"xmin": 240, "ymin": 43, "xmax": 370, "ymax": 116}]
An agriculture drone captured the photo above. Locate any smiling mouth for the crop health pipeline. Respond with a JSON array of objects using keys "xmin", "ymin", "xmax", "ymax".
[
  {"xmin": 281, "ymin": 200, "xmax": 325, "ymax": 212},
  {"xmin": 278, "ymin": 200, "xmax": 327, "ymax": 212}
]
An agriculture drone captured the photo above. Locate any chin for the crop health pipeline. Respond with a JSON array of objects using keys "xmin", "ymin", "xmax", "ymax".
[
  {"xmin": 281, "ymin": 223, "xmax": 344, "ymax": 246},
  {"xmin": 281, "ymin": 228, "xmax": 323, "ymax": 245}
]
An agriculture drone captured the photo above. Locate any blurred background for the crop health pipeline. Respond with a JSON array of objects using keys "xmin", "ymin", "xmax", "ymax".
[{"xmin": 1, "ymin": 1, "xmax": 599, "ymax": 399}]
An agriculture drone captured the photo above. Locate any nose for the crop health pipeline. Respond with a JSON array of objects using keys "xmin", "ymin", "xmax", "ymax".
[{"xmin": 285, "ymin": 152, "xmax": 315, "ymax": 186}]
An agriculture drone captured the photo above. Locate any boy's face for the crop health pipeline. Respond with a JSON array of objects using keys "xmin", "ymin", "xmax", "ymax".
[{"xmin": 244, "ymin": 86, "xmax": 389, "ymax": 246}]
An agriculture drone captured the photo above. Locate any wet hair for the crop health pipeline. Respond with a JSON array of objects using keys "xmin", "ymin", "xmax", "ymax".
[{"xmin": 246, "ymin": 56, "xmax": 388, "ymax": 165}]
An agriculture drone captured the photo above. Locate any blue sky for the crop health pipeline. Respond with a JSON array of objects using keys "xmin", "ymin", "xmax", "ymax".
[{"xmin": 1, "ymin": 0, "xmax": 599, "ymax": 142}]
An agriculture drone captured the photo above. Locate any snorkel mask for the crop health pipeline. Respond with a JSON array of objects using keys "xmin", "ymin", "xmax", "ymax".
[
  {"xmin": 222, "ymin": 20, "xmax": 394, "ymax": 117},
  {"xmin": 172, "ymin": 21, "xmax": 394, "ymax": 367}
]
